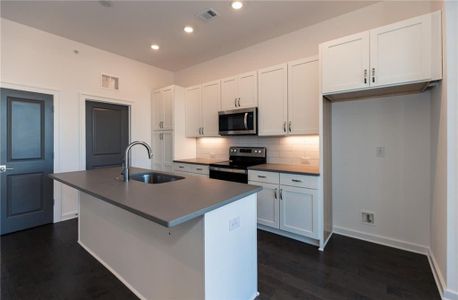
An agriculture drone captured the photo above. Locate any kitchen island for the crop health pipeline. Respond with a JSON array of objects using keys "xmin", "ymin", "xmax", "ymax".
[{"xmin": 50, "ymin": 167, "xmax": 261, "ymax": 300}]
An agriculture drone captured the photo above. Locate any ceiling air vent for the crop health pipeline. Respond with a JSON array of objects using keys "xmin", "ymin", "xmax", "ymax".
[{"xmin": 197, "ymin": 8, "xmax": 219, "ymax": 23}]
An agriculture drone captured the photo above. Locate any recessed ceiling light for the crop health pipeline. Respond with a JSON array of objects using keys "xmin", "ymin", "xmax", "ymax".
[
  {"xmin": 184, "ymin": 26, "xmax": 194, "ymax": 33},
  {"xmin": 231, "ymin": 1, "xmax": 243, "ymax": 10},
  {"xmin": 150, "ymin": 44, "xmax": 160, "ymax": 50}
]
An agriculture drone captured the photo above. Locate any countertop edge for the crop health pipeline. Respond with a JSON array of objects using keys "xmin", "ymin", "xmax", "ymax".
[
  {"xmin": 173, "ymin": 159, "xmax": 217, "ymax": 166},
  {"xmin": 50, "ymin": 174, "xmax": 262, "ymax": 228}
]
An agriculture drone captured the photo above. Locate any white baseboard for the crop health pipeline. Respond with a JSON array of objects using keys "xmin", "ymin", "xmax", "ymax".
[
  {"xmin": 78, "ymin": 240, "xmax": 147, "ymax": 300},
  {"xmin": 318, "ymin": 231, "xmax": 333, "ymax": 251},
  {"xmin": 444, "ymin": 289, "xmax": 458, "ymax": 300},
  {"xmin": 333, "ymin": 226, "xmax": 429, "ymax": 255},
  {"xmin": 428, "ymin": 248, "xmax": 448, "ymax": 299}
]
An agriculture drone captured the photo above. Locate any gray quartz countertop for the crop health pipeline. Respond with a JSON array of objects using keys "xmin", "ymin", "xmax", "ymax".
[
  {"xmin": 173, "ymin": 158, "xmax": 225, "ymax": 165},
  {"xmin": 50, "ymin": 167, "xmax": 261, "ymax": 227},
  {"xmin": 248, "ymin": 163, "xmax": 320, "ymax": 176}
]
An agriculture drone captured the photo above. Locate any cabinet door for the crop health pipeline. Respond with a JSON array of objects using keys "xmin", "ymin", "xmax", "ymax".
[
  {"xmin": 320, "ymin": 31, "xmax": 370, "ymax": 94},
  {"xmin": 280, "ymin": 185, "xmax": 318, "ymax": 238},
  {"xmin": 201, "ymin": 80, "xmax": 221, "ymax": 137},
  {"xmin": 288, "ymin": 58, "xmax": 319, "ymax": 135},
  {"xmin": 258, "ymin": 64, "xmax": 288, "ymax": 136},
  {"xmin": 185, "ymin": 85, "xmax": 202, "ymax": 137},
  {"xmin": 238, "ymin": 71, "xmax": 258, "ymax": 108},
  {"xmin": 162, "ymin": 131, "xmax": 174, "ymax": 172},
  {"xmin": 161, "ymin": 87, "xmax": 174, "ymax": 130},
  {"xmin": 151, "ymin": 90, "xmax": 163, "ymax": 131},
  {"xmin": 151, "ymin": 132, "xmax": 164, "ymax": 170},
  {"xmin": 249, "ymin": 181, "xmax": 279, "ymax": 228},
  {"xmin": 370, "ymin": 14, "xmax": 431, "ymax": 87},
  {"xmin": 221, "ymin": 76, "xmax": 238, "ymax": 110}
]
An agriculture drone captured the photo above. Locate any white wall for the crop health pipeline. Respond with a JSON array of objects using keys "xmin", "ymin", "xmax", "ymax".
[
  {"xmin": 331, "ymin": 93, "xmax": 432, "ymax": 252},
  {"xmin": 175, "ymin": 1, "xmax": 438, "ymax": 87},
  {"xmin": 1, "ymin": 19, "xmax": 174, "ymax": 221}
]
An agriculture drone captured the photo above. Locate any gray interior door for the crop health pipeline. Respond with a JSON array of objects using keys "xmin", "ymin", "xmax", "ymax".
[
  {"xmin": 0, "ymin": 88, "xmax": 54, "ymax": 235},
  {"xmin": 86, "ymin": 101, "xmax": 129, "ymax": 170}
]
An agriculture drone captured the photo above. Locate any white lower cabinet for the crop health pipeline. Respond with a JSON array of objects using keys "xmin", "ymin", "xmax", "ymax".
[
  {"xmin": 249, "ymin": 170, "xmax": 319, "ymax": 240},
  {"xmin": 255, "ymin": 182, "xmax": 280, "ymax": 228},
  {"xmin": 279, "ymin": 185, "xmax": 318, "ymax": 238}
]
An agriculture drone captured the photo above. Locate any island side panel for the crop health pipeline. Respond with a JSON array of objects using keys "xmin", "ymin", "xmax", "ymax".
[
  {"xmin": 78, "ymin": 191, "xmax": 205, "ymax": 300},
  {"xmin": 204, "ymin": 193, "xmax": 258, "ymax": 300}
]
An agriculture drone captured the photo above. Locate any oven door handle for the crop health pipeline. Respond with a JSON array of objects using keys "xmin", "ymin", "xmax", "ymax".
[
  {"xmin": 209, "ymin": 166, "xmax": 248, "ymax": 174},
  {"xmin": 243, "ymin": 112, "xmax": 248, "ymax": 130}
]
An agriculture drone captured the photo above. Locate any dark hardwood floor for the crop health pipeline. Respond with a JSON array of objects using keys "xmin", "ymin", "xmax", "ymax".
[{"xmin": 1, "ymin": 219, "xmax": 439, "ymax": 300}]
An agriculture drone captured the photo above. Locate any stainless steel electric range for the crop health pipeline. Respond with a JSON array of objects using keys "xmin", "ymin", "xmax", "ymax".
[{"xmin": 209, "ymin": 146, "xmax": 266, "ymax": 183}]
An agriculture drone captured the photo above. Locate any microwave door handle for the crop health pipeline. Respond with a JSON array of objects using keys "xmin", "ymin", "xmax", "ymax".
[{"xmin": 243, "ymin": 112, "xmax": 248, "ymax": 129}]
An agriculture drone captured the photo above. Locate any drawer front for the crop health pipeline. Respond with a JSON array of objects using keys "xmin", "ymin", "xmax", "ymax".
[
  {"xmin": 280, "ymin": 173, "xmax": 319, "ymax": 189},
  {"xmin": 248, "ymin": 170, "xmax": 279, "ymax": 184},
  {"xmin": 190, "ymin": 164, "xmax": 209, "ymax": 175},
  {"xmin": 174, "ymin": 163, "xmax": 191, "ymax": 173}
]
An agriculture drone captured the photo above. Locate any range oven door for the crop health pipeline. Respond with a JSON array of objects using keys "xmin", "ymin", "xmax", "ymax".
[
  {"xmin": 219, "ymin": 108, "xmax": 257, "ymax": 136},
  {"xmin": 209, "ymin": 167, "xmax": 248, "ymax": 183}
]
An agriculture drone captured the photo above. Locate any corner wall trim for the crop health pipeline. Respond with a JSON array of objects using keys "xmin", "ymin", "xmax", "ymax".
[{"xmin": 332, "ymin": 226, "xmax": 429, "ymax": 255}]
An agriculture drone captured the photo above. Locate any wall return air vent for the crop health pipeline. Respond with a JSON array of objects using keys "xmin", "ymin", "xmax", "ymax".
[{"xmin": 101, "ymin": 74, "xmax": 119, "ymax": 90}]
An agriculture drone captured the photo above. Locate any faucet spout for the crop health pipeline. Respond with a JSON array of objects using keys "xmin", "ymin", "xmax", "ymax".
[{"xmin": 122, "ymin": 141, "xmax": 153, "ymax": 182}]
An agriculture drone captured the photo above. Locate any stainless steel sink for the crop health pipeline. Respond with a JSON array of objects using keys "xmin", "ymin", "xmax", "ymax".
[{"xmin": 129, "ymin": 172, "xmax": 184, "ymax": 184}]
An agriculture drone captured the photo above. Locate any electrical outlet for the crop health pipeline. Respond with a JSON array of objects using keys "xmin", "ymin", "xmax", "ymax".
[
  {"xmin": 361, "ymin": 211, "xmax": 375, "ymax": 225},
  {"xmin": 376, "ymin": 146, "xmax": 385, "ymax": 158},
  {"xmin": 228, "ymin": 216, "xmax": 240, "ymax": 231}
]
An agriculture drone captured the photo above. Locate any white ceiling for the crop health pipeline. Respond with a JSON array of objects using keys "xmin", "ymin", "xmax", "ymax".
[{"xmin": 1, "ymin": 1, "xmax": 375, "ymax": 71}]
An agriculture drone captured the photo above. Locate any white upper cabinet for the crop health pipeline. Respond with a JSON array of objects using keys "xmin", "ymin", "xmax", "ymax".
[
  {"xmin": 161, "ymin": 87, "xmax": 174, "ymax": 130},
  {"xmin": 320, "ymin": 32, "xmax": 370, "ymax": 94},
  {"xmin": 288, "ymin": 57, "xmax": 319, "ymax": 135},
  {"xmin": 320, "ymin": 11, "xmax": 441, "ymax": 95},
  {"xmin": 151, "ymin": 90, "xmax": 163, "ymax": 131},
  {"xmin": 152, "ymin": 86, "xmax": 174, "ymax": 130},
  {"xmin": 185, "ymin": 85, "xmax": 202, "ymax": 138},
  {"xmin": 258, "ymin": 64, "xmax": 288, "ymax": 136},
  {"xmin": 370, "ymin": 14, "xmax": 431, "ymax": 87},
  {"xmin": 237, "ymin": 71, "xmax": 258, "ymax": 109},
  {"xmin": 201, "ymin": 80, "xmax": 221, "ymax": 137},
  {"xmin": 221, "ymin": 72, "xmax": 258, "ymax": 110},
  {"xmin": 221, "ymin": 77, "xmax": 238, "ymax": 110}
]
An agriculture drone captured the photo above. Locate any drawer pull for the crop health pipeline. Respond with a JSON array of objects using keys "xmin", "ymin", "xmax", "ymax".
[
  {"xmin": 196, "ymin": 168, "xmax": 203, "ymax": 171},
  {"xmin": 292, "ymin": 179, "xmax": 302, "ymax": 183},
  {"xmin": 179, "ymin": 166, "xmax": 184, "ymax": 169},
  {"xmin": 258, "ymin": 175, "xmax": 266, "ymax": 178},
  {"xmin": 274, "ymin": 188, "xmax": 278, "ymax": 199}
]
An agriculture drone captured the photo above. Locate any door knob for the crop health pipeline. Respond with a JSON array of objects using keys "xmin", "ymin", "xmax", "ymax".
[{"xmin": 0, "ymin": 165, "xmax": 13, "ymax": 173}]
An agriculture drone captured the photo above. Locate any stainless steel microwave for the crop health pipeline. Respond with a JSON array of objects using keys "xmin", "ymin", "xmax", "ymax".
[{"xmin": 218, "ymin": 107, "xmax": 257, "ymax": 136}]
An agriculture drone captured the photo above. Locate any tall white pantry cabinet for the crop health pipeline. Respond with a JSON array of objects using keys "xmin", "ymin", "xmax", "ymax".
[{"xmin": 151, "ymin": 85, "xmax": 196, "ymax": 172}]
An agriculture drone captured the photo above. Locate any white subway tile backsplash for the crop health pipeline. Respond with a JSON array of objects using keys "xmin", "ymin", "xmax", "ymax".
[{"xmin": 196, "ymin": 135, "xmax": 320, "ymax": 166}]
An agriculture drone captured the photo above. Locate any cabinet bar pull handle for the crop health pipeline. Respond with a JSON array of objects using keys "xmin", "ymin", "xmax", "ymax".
[
  {"xmin": 234, "ymin": 98, "xmax": 237, "ymax": 107},
  {"xmin": 364, "ymin": 69, "xmax": 368, "ymax": 84},
  {"xmin": 292, "ymin": 179, "xmax": 302, "ymax": 183},
  {"xmin": 288, "ymin": 121, "xmax": 292, "ymax": 132},
  {"xmin": 372, "ymin": 68, "xmax": 375, "ymax": 83},
  {"xmin": 196, "ymin": 168, "xmax": 203, "ymax": 171},
  {"xmin": 258, "ymin": 175, "xmax": 266, "ymax": 178},
  {"xmin": 274, "ymin": 188, "xmax": 278, "ymax": 200},
  {"xmin": 279, "ymin": 189, "xmax": 283, "ymax": 200},
  {"xmin": 238, "ymin": 98, "xmax": 241, "ymax": 107},
  {"xmin": 202, "ymin": 127, "xmax": 204, "ymax": 135},
  {"xmin": 179, "ymin": 166, "xmax": 184, "ymax": 169},
  {"xmin": 283, "ymin": 121, "xmax": 287, "ymax": 133}
]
